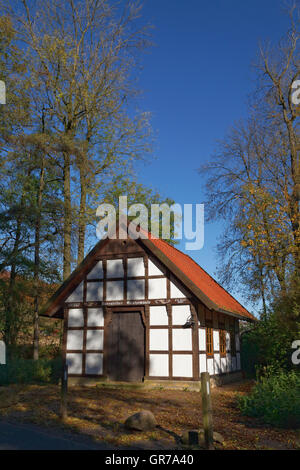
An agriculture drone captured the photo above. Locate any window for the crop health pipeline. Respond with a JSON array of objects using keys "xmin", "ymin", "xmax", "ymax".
[
  {"xmin": 219, "ymin": 330, "xmax": 226, "ymax": 356},
  {"xmin": 206, "ymin": 327, "xmax": 213, "ymax": 356}
]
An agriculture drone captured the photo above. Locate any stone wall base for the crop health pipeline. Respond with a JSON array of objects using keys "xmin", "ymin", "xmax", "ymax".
[{"xmin": 68, "ymin": 371, "xmax": 244, "ymax": 391}]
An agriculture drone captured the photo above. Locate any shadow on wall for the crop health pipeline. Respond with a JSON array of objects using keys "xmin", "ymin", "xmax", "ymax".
[
  {"xmin": 66, "ymin": 334, "xmax": 146, "ymax": 381},
  {"xmin": 106, "ymin": 259, "xmax": 145, "ymax": 301},
  {"xmin": 66, "ymin": 310, "xmax": 146, "ymax": 381},
  {"xmin": 86, "ymin": 259, "xmax": 146, "ymax": 302}
]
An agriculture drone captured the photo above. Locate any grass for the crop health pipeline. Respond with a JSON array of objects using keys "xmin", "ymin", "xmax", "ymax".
[{"xmin": 0, "ymin": 380, "xmax": 299, "ymax": 450}]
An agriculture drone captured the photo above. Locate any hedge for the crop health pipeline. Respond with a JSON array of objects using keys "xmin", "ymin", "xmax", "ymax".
[{"xmin": 0, "ymin": 357, "xmax": 62, "ymax": 385}]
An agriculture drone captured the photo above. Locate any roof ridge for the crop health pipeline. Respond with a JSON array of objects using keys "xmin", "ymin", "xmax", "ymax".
[{"xmin": 42, "ymin": 224, "xmax": 256, "ymax": 320}]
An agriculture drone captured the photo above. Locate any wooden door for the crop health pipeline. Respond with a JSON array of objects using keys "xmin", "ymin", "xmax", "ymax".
[{"xmin": 107, "ymin": 311, "xmax": 145, "ymax": 382}]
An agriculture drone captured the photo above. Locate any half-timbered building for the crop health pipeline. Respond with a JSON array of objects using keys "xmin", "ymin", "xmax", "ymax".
[{"xmin": 42, "ymin": 227, "xmax": 256, "ymax": 384}]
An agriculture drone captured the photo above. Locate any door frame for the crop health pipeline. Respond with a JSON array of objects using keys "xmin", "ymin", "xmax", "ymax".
[{"xmin": 103, "ymin": 305, "xmax": 146, "ymax": 380}]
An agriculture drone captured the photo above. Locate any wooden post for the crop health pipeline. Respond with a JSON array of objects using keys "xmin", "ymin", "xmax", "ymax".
[
  {"xmin": 188, "ymin": 430, "xmax": 199, "ymax": 446},
  {"xmin": 201, "ymin": 372, "xmax": 214, "ymax": 449},
  {"xmin": 60, "ymin": 363, "xmax": 68, "ymax": 420}
]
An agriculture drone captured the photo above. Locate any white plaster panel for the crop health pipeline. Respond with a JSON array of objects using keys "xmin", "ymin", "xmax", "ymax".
[
  {"xmin": 87, "ymin": 308, "xmax": 104, "ymax": 327},
  {"xmin": 149, "ymin": 354, "xmax": 169, "ymax": 377},
  {"xmin": 207, "ymin": 357, "xmax": 214, "ymax": 375},
  {"xmin": 172, "ymin": 329, "xmax": 192, "ymax": 351},
  {"xmin": 86, "ymin": 281, "xmax": 103, "ymax": 301},
  {"xmin": 221, "ymin": 356, "xmax": 227, "ymax": 373},
  {"xmin": 199, "ymin": 328, "xmax": 206, "ymax": 351},
  {"xmin": 199, "ymin": 353, "xmax": 207, "ymax": 373},
  {"xmin": 172, "ymin": 354, "xmax": 193, "ymax": 377},
  {"xmin": 68, "ymin": 309, "xmax": 84, "ymax": 327},
  {"xmin": 127, "ymin": 257, "xmax": 145, "ymax": 277},
  {"xmin": 86, "ymin": 330, "xmax": 104, "ymax": 350},
  {"xmin": 149, "ymin": 329, "xmax": 168, "ymax": 351},
  {"xmin": 170, "ymin": 281, "xmax": 186, "ymax": 299},
  {"xmin": 148, "ymin": 278, "xmax": 167, "ymax": 299},
  {"xmin": 213, "ymin": 330, "xmax": 220, "ymax": 351},
  {"xmin": 172, "ymin": 305, "xmax": 191, "ymax": 325},
  {"xmin": 106, "ymin": 280, "xmax": 124, "ymax": 301},
  {"xmin": 149, "ymin": 306, "xmax": 168, "ymax": 325},
  {"xmin": 214, "ymin": 353, "xmax": 221, "ymax": 375},
  {"xmin": 106, "ymin": 259, "xmax": 124, "ymax": 278},
  {"xmin": 236, "ymin": 353, "xmax": 241, "ymax": 370},
  {"xmin": 236, "ymin": 334, "xmax": 240, "ymax": 351},
  {"xmin": 66, "ymin": 353, "xmax": 82, "ymax": 374},
  {"xmin": 232, "ymin": 356, "xmax": 237, "ymax": 371},
  {"xmin": 67, "ymin": 330, "xmax": 83, "ymax": 350},
  {"xmin": 65, "ymin": 281, "xmax": 83, "ymax": 302},
  {"xmin": 85, "ymin": 353, "xmax": 103, "ymax": 375},
  {"xmin": 87, "ymin": 261, "xmax": 103, "ymax": 279},
  {"xmin": 148, "ymin": 259, "xmax": 164, "ymax": 276},
  {"xmin": 127, "ymin": 279, "xmax": 145, "ymax": 300}
]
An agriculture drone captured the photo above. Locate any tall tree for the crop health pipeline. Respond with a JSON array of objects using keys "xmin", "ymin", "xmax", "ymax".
[
  {"xmin": 7, "ymin": 0, "xmax": 152, "ymax": 278},
  {"xmin": 200, "ymin": 4, "xmax": 300, "ymax": 312},
  {"xmin": 0, "ymin": 1, "xmax": 174, "ymax": 358}
]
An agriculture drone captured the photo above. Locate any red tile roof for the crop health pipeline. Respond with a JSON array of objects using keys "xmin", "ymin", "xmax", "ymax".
[
  {"xmin": 144, "ymin": 233, "xmax": 255, "ymax": 321},
  {"xmin": 42, "ymin": 224, "xmax": 256, "ymax": 321}
]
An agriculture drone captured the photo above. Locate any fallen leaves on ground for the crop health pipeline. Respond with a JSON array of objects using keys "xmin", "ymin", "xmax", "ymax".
[{"xmin": 0, "ymin": 381, "xmax": 298, "ymax": 450}]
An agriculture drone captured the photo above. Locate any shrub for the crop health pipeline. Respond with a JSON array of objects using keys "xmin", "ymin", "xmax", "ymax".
[
  {"xmin": 237, "ymin": 368, "xmax": 300, "ymax": 428},
  {"xmin": 241, "ymin": 312, "xmax": 298, "ymax": 376},
  {"xmin": 0, "ymin": 357, "xmax": 62, "ymax": 386}
]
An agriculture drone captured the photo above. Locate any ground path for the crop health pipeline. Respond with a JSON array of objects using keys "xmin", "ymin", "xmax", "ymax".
[{"xmin": 0, "ymin": 419, "xmax": 115, "ymax": 450}]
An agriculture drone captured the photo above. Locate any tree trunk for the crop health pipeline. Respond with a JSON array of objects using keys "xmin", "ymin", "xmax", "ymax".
[
  {"xmin": 33, "ymin": 159, "xmax": 45, "ymax": 360},
  {"xmin": 5, "ymin": 200, "xmax": 24, "ymax": 357},
  {"xmin": 63, "ymin": 152, "xmax": 72, "ymax": 280},
  {"xmin": 259, "ymin": 266, "xmax": 267, "ymax": 316},
  {"xmin": 5, "ymin": 264, "xmax": 17, "ymax": 358},
  {"xmin": 285, "ymin": 119, "xmax": 300, "ymax": 275},
  {"xmin": 77, "ymin": 157, "xmax": 87, "ymax": 265}
]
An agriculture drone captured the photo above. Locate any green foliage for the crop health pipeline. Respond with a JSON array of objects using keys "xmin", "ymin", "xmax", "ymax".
[
  {"xmin": 0, "ymin": 357, "xmax": 62, "ymax": 385},
  {"xmin": 101, "ymin": 175, "xmax": 177, "ymax": 244},
  {"xmin": 6, "ymin": 342, "xmax": 61, "ymax": 361},
  {"xmin": 237, "ymin": 368, "xmax": 300, "ymax": 428},
  {"xmin": 241, "ymin": 311, "xmax": 298, "ymax": 376}
]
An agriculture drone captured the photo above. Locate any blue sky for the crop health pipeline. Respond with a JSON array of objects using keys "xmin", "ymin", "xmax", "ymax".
[{"xmin": 133, "ymin": 0, "xmax": 290, "ymax": 313}]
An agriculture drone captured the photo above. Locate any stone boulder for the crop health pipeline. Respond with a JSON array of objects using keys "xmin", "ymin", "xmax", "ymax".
[{"xmin": 125, "ymin": 410, "xmax": 157, "ymax": 431}]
